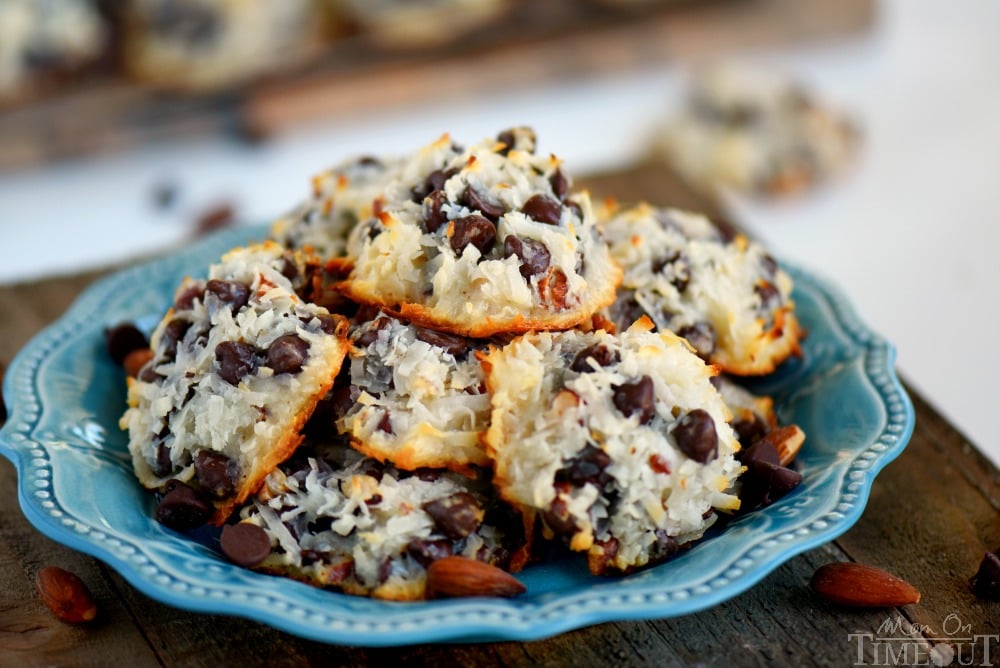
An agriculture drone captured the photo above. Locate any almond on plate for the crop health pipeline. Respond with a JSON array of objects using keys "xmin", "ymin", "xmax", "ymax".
[{"xmin": 425, "ymin": 556, "xmax": 526, "ymax": 599}]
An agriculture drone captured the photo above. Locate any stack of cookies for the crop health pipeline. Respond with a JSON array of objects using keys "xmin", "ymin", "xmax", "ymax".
[{"xmin": 119, "ymin": 127, "xmax": 805, "ymax": 600}]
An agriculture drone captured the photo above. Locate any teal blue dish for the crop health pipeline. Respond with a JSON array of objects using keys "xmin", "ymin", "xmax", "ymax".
[{"xmin": 0, "ymin": 225, "xmax": 914, "ymax": 646}]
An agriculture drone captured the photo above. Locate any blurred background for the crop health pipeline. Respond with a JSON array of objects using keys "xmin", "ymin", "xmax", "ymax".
[{"xmin": 1, "ymin": 0, "xmax": 998, "ymax": 462}]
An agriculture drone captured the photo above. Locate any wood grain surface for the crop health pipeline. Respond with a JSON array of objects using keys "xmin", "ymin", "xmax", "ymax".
[{"xmin": 1, "ymin": 163, "xmax": 998, "ymax": 667}]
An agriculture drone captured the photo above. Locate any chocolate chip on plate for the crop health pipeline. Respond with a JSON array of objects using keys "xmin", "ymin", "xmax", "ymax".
[
  {"xmin": 220, "ymin": 523, "xmax": 272, "ymax": 567},
  {"xmin": 156, "ymin": 481, "xmax": 212, "ymax": 530},
  {"xmin": 104, "ymin": 323, "xmax": 149, "ymax": 366}
]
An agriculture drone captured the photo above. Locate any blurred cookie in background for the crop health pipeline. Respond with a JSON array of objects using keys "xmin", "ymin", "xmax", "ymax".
[
  {"xmin": 117, "ymin": 0, "xmax": 332, "ymax": 92},
  {"xmin": 0, "ymin": 0, "xmax": 109, "ymax": 104},
  {"xmin": 331, "ymin": 0, "xmax": 515, "ymax": 50},
  {"xmin": 654, "ymin": 64, "xmax": 861, "ymax": 198}
]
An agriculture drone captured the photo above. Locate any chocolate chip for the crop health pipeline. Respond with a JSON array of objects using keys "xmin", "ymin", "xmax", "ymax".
[
  {"xmin": 496, "ymin": 129, "xmax": 515, "ymax": 155},
  {"xmin": 555, "ymin": 444, "xmax": 613, "ymax": 489},
  {"xmin": 413, "ymin": 167, "xmax": 458, "ymax": 202},
  {"xmin": 412, "ymin": 468, "xmax": 441, "ymax": 483},
  {"xmin": 423, "ymin": 189, "xmax": 450, "ymax": 232},
  {"xmin": 407, "ymin": 538, "xmax": 454, "ymax": 567},
  {"xmin": 650, "ymin": 530, "xmax": 680, "ymax": 561},
  {"xmin": 609, "ymin": 297, "xmax": 648, "ymax": 331},
  {"xmin": 314, "ymin": 314, "xmax": 342, "ymax": 335},
  {"xmin": 206, "ymin": 279, "xmax": 250, "ymax": 313},
  {"xmin": 413, "ymin": 327, "xmax": 468, "ymax": 357},
  {"xmin": 521, "ymin": 194, "xmax": 562, "ymax": 225},
  {"xmin": 612, "ymin": 376, "xmax": 656, "ymax": 424},
  {"xmin": 541, "ymin": 490, "xmax": 578, "ymax": 536},
  {"xmin": 503, "ymin": 235, "xmax": 551, "ymax": 279},
  {"xmin": 279, "ymin": 257, "xmax": 300, "ymax": 283},
  {"xmin": 174, "ymin": 283, "xmax": 205, "ymax": 311},
  {"xmin": 970, "ymin": 551, "xmax": 1000, "ymax": 600},
  {"xmin": 105, "ymin": 323, "xmax": 149, "ymax": 366},
  {"xmin": 194, "ymin": 450, "xmax": 239, "ymax": 498},
  {"xmin": 267, "ymin": 334, "xmax": 309, "ymax": 374},
  {"xmin": 219, "ymin": 523, "xmax": 271, "ymax": 567},
  {"xmin": 378, "ymin": 557, "xmax": 394, "ymax": 583},
  {"xmin": 732, "ymin": 413, "xmax": 771, "ymax": 448},
  {"xmin": 761, "ymin": 254, "xmax": 778, "ymax": 279},
  {"xmin": 152, "ymin": 429, "xmax": 173, "ymax": 477},
  {"xmin": 737, "ymin": 438, "xmax": 781, "ymax": 467},
  {"xmin": 149, "ymin": 3, "xmax": 220, "ymax": 45},
  {"xmin": 354, "ymin": 316, "xmax": 391, "ymax": 348},
  {"xmin": 739, "ymin": 459, "xmax": 802, "ymax": 511},
  {"xmin": 463, "ymin": 185, "xmax": 504, "ymax": 221},
  {"xmin": 215, "ymin": 340, "xmax": 257, "ymax": 385},
  {"xmin": 450, "ymin": 215, "xmax": 496, "ymax": 256},
  {"xmin": 0, "ymin": 361, "xmax": 6, "ymax": 424},
  {"xmin": 161, "ymin": 319, "xmax": 191, "ymax": 360},
  {"xmin": 672, "ymin": 409, "xmax": 718, "ymax": 463},
  {"xmin": 738, "ymin": 438, "xmax": 801, "ymax": 510},
  {"xmin": 651, "ymin": 251, "xmax": 690, "ymax": 292},
  {"xmin": 756, "ymin": 281, "xmax": 781, "ymax": 310},
  {"xmin": 156, "ymin": 481, "xmax": 212, "ymax": 529},
  {"xmin": 676, "ymin": 322, "xmax": 716, "ymax": 361},
  {"xmin": 550, "ymin": 169, "xmax": 569, "ymax": 200},
  {"xmin": 570, "ymin": 343, "xmax": 620, "ymax": 373},
  {"xmin": 423, "ymin": 492, "xmax": 484, "ymax": 539}
]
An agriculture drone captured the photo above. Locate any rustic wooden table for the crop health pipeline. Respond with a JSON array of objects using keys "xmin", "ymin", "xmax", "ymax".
[{"xmin": 1, "ymin": 165, "xmax": 997, "ymax": 666}]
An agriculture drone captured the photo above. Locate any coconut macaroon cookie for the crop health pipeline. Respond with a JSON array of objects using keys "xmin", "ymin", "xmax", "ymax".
[
  {"xmin": 120, "ymin": 242, "xmax": 350, "ymax": 525},
  {"xmin": 119, "ymin": 0, "xmax": 325, "ymax": 92},
  {"xmin": 600, "ymin": 202, "xmax": 802, "ymax": 375},
  {"xmin": 329, "ymin": 312, "xmax": 491, "ymax": 473},
  {"xmin": 0, "ymin": 0, "xmax": 108, "ymax": 102},
  {"xmin": 483, "ymin": 319, "xmax": 743, "ymax": 575},
  {"xmin": 338, "ymin": 128, "xmax": 622, "ymax": 337},
  {"xmin": 270, "ymin": 154, "xmax": 404, "ymax": 262},
  {"xmin": 234, "ymin": 440, "xmax": 526, "ymax": 600},
  {"xmin": 655, "ymin": 64, "xmax": 860, "ymax": 196}
]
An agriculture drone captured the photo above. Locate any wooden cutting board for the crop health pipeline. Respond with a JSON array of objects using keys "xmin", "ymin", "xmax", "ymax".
[{"xmin": 0, "ymin": 0, "xmax": 874, "ymax": 171}]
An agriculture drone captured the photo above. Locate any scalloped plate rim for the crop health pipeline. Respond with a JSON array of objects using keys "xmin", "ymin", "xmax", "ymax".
[{"xmin": 0, "ymin": 225, "xmax": 915, "ymax": 646}]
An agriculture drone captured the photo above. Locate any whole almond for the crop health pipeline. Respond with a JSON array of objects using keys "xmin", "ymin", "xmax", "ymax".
[
  {"xmin": 123, "ymin": 348, "xmax": 155, "ymax": 378},
  {"xmin": 35, "ymin": 566, "xmax": 98, "ymax": 623},
  {"xmin": 425, "ymin": 556, "xmax": 526, "ymax": 599},
  {"xmin": 811, "ymin": 562, "xmax": 920, "ymax": 608},
  {"xmin": 758, "ymin": 424, "xmax": 806, "ymax": 466}
]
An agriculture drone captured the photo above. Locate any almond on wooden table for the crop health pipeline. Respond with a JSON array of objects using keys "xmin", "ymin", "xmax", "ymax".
[
  {"xmin": 810, "ymin": 562, "xmax": 920, "ymax": 608},
  {"xmin": 425, "ymin": 556, "xmax": 526, "ymax": 599},
  {"xmin": 35, "ymin": 566, "xmax": 98, "ymax": 624}
]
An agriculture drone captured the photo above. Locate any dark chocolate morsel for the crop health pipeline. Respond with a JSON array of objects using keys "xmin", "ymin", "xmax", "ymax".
[{"xmin": 220, "ymin": 523, "xmax": 272, "ymax": 567}]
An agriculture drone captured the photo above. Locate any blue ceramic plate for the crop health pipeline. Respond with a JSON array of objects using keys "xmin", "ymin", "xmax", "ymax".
[{"xmin": 0, "ymin": 225, "xmax": 914, "ymax": 646}]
